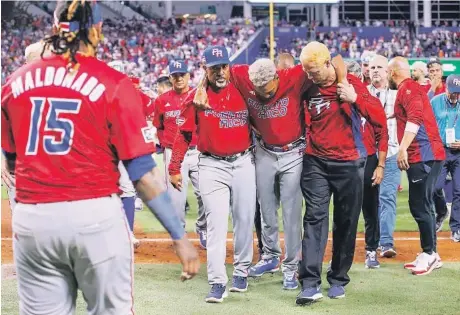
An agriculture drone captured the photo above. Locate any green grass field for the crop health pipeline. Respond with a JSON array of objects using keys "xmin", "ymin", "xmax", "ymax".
[{"xmin": 2, "ymin": 156, "xmax": 459, "ymax": 314}]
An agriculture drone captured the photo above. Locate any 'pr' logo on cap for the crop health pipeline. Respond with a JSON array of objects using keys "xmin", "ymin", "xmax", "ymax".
[{"xmin": 212, "ymin": 49, "xmax": 223, "ymax": 57}]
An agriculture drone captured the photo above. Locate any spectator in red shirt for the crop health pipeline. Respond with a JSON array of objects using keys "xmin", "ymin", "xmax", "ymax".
[
  {"xmin": 388, "ymin": 56, "xmax": 445, "ymax": 276},
  {"xmin": 296, "ymin": 42, "xmax": 388, "ymax": 304}
]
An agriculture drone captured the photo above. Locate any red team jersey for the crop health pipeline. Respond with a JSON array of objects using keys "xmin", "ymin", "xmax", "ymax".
[
  {"xmin": 230, "ymin": 65, "xmax": 312, "ymax": 146},
  {"xmin": 169, "ymin": 83, "xmax": 251, "ymax": 175},
  {"xmin": 1, "ymin": 54, "xmax": 155, "ymax": 203},
  {"xmin": 362, "ymin": 121, "xmax": 377, "ymax": 156},
  {"xmin": 152, "ymin": 89, "xmax": 198, "ymax": 148},
  {"xmin": 394, "ymin": 78, "xmax": 445, "ymax": 164},
  {"xmin": 303, "ymin": 74, "xmax": 388, "ymax": 160}
]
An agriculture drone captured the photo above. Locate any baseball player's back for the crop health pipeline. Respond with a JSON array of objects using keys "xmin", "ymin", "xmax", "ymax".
[
  {"xmin": 2, "ymin": 54, "xmax": 154, "ymax": 314},
  {"xmin": 2, "ymin": 1, "xmax": 199, "ymax": 313},
  {"xmin": 2, "ymin": 54, "xmax": 153, "ymax": 203}
]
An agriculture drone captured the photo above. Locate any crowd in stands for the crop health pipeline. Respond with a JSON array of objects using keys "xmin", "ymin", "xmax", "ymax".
[
  {"xmin": 2, "ymin": 14, "xmax": 459, "ymax": 88},
  {"xmin": 1, "ymin": 15, "xmax": 258, "ymax": 88},
  {"xmin": 285, "ymin": 28, "xmax": 460, "ymax": 59}
]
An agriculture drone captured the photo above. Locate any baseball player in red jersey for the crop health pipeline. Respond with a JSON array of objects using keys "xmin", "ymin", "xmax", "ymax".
[
  {"xmin": 169, "ymin": 46, "xmax": 256, "ymax": 303},
  {"xmin": 192, "ymin": 54, "xmax": 344, "ymax": 289},
  {"xmin": 1, "ymin": 2, "xmax": 199, "ymax": 314},
  {"xmin": 388, "ymin": 57, "xmax": 445, "ymax": 276},
  {"xmin": 228, "ymin": 59, "xmax": 310, "ymax": 289},
  {"xmin": 152, "ymin": 60, "xmax": 206, "ymax": 248},
  {"xmin": 296, "ymin": 42, "xmax": 388, "ymax": 304}
]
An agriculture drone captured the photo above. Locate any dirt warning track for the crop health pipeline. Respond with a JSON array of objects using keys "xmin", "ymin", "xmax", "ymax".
[{"xmin": 2, "ymin": 199, "xmax": 458, "ymax": 265}]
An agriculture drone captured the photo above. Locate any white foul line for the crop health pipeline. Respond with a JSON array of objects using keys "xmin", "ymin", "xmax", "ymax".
[{"xmin": 0, "ymin": 237, "xmax": 452, "ymax": 242}]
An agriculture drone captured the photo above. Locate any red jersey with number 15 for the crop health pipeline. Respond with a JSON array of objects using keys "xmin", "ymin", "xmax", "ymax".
[{"xmin": 1, "ymin": 54, "xmax": 155, "ymax": 204}]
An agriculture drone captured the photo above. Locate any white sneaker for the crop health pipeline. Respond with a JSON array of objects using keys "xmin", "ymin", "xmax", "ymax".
[
  {"xmin": 434, "ymin": 252, "xmax": 443, "ymax": 269},
  {"xmin": 411, "ymin": 252, "xmax": 437, "ymax": 276},
  {"xmin": 132, "ymin": 232, "xmax": 140, "ymax": 249},
  {"xmin": 404, "ymin": 254, "xmax": 420, "ymax": 270},
  {"xmin": 135, "ymin": 198, "xmax": 143, "ymax": 211}
]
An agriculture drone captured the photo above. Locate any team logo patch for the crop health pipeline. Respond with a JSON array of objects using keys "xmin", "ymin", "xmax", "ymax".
[
  {"xmin": 406, "ymin": 90, "xmax": 411, "ymax": 95},
  {"xmin": 141, "ymin": 126, "xmax": 155, "ymax": 143},
  {"xmin": 176, "ymin": 116, "xmax": 185, "ymax": 126}
]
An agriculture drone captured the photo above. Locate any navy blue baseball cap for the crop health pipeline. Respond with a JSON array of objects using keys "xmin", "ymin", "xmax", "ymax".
[
  {"xmin": 446, "ymin": 74, "xmax": 460, "ymax": 93},
  {"xmin": 203, "ymin": 46, "xmax": 230, "ymax": 67},
  {"xmin": 168, "ymin": 60, "xmax": 188, "ymax": 74}
]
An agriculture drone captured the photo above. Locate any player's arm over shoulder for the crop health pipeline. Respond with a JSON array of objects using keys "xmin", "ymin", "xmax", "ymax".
[
  {"xmin": 279, "ymin": 64, "xmax": 311, "ymax": 92},
  {"xmin": 230, "ymin": 64, "xmax": 250, "ymax": 88}
]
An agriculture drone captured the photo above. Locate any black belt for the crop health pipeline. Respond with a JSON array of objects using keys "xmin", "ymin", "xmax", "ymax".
[
  {"xmin": 258, "ymin": 137, "xmax": 305, "ymax": 153},
  {"xmin": 202, "ymin": 147, "xmax": 253, "ymax": 163},
  {"xmin": 188, "ymin": 146, "xmax": 197, "ymax": 150}
]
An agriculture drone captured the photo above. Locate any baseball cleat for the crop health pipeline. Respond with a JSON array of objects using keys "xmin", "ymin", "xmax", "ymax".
[
  {"xmin": 296, "ymin": 286, "xmax": 323, "ymax": 305},
  {"xmin": 248, "ymin": 257, "xmax": 280, "ymax": 277},
  {"xmin": 411, "ymin": 252, "xmax": 438, "ymax": 276},
  {"xmin": 230, "ymin": 276, "xmax": 248, "ymax": 292},
  {"xmin": 205, "ymin": 284, "xmax": 228, "ymax": 303},
  {"xmin": 451, "ymin": 230, "xmax": 460, "ymax": 243},
  {"xmin": 197, "ymin": 229, "xmax": 207, "ymax": 249},
  {"xmin": 283, "ymin": 272, "xmax": 298, "ymax": 290},
  {"xmin": 328, "ymin": 286, "xmax": 345, "ymax": 299},
  {"xmin": 365, "ymin": 251, "xmax": 380, "ymax": 269}
]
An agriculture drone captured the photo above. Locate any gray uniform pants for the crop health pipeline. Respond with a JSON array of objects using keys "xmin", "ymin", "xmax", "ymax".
[
  {"xmin": 255, "ymin": 140, "xmax": 304, "ymax": 274},
  {"xmin": 198, "ymin": 151, "xmax": 256, "ymax": 285},
  {"xmin": 163, "ymin": 148, "xmax": 206, "ymax": 231},
  {"xmin": 13, "ymin": 195, "xmax": 134, "ymax": 315}
]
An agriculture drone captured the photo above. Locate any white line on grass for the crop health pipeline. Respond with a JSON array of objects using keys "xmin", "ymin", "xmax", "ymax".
[{"xmin": 1, "ymin": 237, "xmax": 452, "ymax": 242}]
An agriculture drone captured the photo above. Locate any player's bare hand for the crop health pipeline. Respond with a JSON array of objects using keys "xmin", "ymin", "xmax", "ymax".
[
  {"xmin": 397, "ymin": 149, "xmax": 410, "ymax": 171},
  {"xmin": 193, "ymin": 74, "xmax": 211, "ymax": 110},
  {"xmin": 1, "ymin": 158, "xmax": 14, "ymax": 189},
  {"xmin": 173, "ymin": 238, "xmax": 200, "ymax": 281},
  {"xmin": 170, "ymin": 174, "xmax": 183, "ymax": 191},
  {"xmin": 372, "ymin": 166, "xmax": 384, "ymax": 186},
  {"xmin": 337, "ymin": 83, "xmax": 357, "ymax": 103},
  {"xmin": 331, "ymin": 54, "xmax": 349, "ymax": 85}
]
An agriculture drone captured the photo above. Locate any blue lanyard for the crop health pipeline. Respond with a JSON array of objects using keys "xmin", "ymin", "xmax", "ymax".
[{"xmin": 445, "ymin": 95, "xmax": 460, "ymax": 128}]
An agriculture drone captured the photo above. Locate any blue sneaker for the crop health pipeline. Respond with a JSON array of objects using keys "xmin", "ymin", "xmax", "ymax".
[
  {"xmin": 328, "ymin": 285, "xmax": 345, "ymax": 299},
  {"xmin": 248, "ymin": 257, "xmax": 280, "ymax": 277},
  {"xmin": 205, "ymin": 284, "xmax": 228, "ymax": 303},
  {"xmin": 365, "ymin": 251, "xmax": 380, "ymax": 269},
  {"xmin": 197, "ymin": 229, "xmax": 207, "ymax": 249},
  {"xmin": 296, "ymin": 286, "xmax": 323, "ymax": 305},
  {"xmin": 283, "ymin": 272, "xmax": 298, "ymax": 290},
  {"xmin": 230, "ymin": 276, "xmax": 248, "ymax": 292}
]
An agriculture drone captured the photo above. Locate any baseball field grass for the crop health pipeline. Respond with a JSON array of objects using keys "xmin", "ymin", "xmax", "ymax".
[{"xmin": 2, "ymin": 157, "xmax": 460, "ymax": 314}]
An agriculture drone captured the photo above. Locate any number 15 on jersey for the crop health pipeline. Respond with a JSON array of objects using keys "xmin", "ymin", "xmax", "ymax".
[{"xmin": 26, "ymin": 97, "xmax": 82, "ymax": 155}]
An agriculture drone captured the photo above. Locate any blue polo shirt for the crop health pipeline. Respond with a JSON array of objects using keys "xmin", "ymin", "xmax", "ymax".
[{"xmin": 431, "ymin": 93, "xmax": 460, "ymax": 146}]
